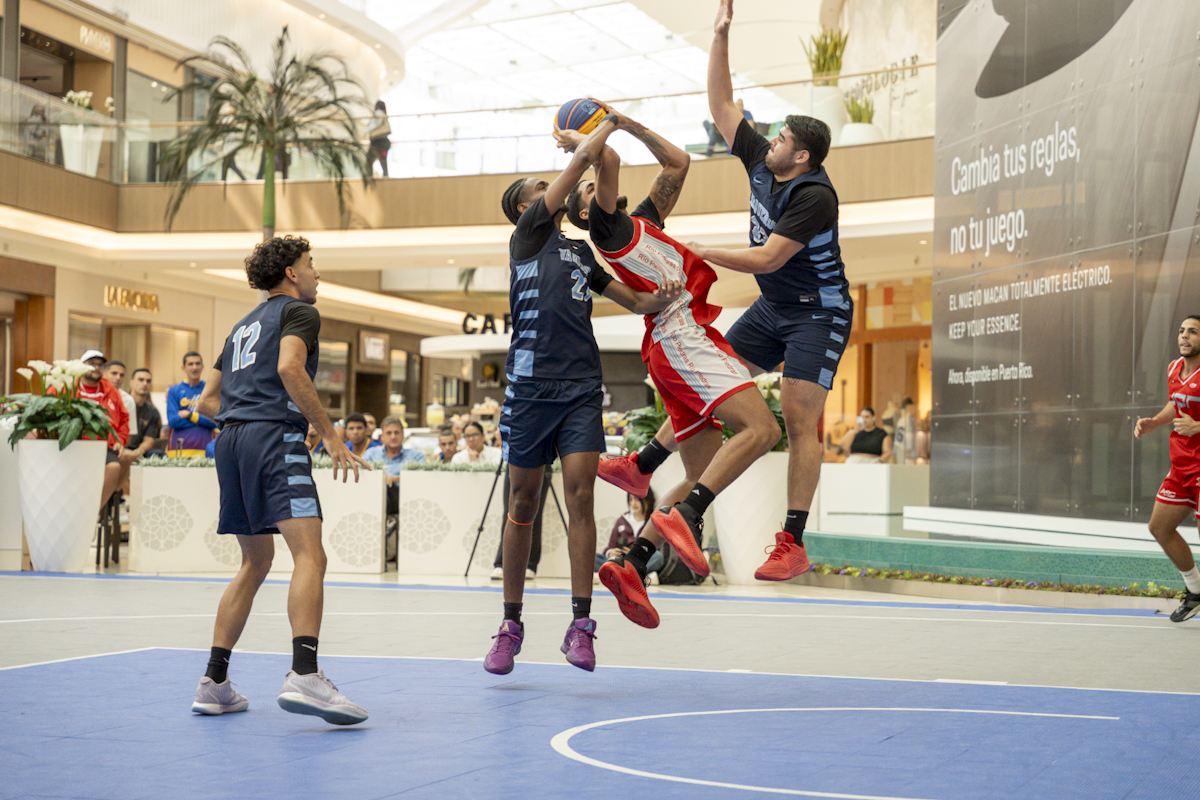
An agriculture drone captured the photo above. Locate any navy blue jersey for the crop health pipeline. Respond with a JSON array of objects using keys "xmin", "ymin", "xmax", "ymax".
[
  {"xmin": 216, "ymin": 295, "xmax": 320, "ymax": 429},
  {"xmin": 505, "ymin": 197, "xmax": 613, "ymax": 381},
  {"xmin": 734, "ymin": 122, "xmax": 851, "ymax": 312}
]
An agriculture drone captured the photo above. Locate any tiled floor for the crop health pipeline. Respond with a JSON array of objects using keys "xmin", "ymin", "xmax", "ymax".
[{"xmin": 3, "ymin": 569, "xmax": 1198, "ymax": 798}]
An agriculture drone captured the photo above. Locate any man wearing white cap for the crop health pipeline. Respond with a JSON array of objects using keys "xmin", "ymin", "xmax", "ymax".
[{"xmin": 76, "ymin": 350, "xmax": 130, "ymax": 511}]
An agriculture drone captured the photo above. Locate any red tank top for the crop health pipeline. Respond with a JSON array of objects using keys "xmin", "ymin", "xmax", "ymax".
[
  {"xmin": 594, "ymin": 215, "xmax": 721, "ymax": 360},
  {"xmin": 1168, "ymin": 357, "xmax": 1200, "ymax": 470}
]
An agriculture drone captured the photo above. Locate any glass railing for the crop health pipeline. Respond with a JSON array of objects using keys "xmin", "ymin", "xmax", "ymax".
[
  {"xmin": 0, "ymin": 79, "xmax": 119, "ymax": 178},
  {"xmin": 0, "ymin": 61, "xmax": 933, "ymax": 184}
]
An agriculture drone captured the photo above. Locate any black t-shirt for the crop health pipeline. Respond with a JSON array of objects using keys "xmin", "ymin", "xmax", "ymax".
[
  {"xmin": 731, "ymin": 119, "xmax": 837, "ymax": 246},
  {"xmin": 135, "ymin": 399, "xmax": 161, "ymax": 443},
  {"xmin": 214, "ymin": 299, "xmax": 320, "ymax": 370},
  {"xmin": 588, "ymin": 196, "xmax": 664, "ymax": 253},
  {"xmin": 511, "ymin": 197, "xmax": 614, "ymax": 294},
  {"xmin": 850, "ymin": 427, "xmax": 888, "ymax": 456}
]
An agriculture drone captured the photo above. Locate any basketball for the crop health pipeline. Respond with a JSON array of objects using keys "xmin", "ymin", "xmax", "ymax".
[{"xmin": 555, "ymin": 98, "xmax": 605, "ymax": 134}]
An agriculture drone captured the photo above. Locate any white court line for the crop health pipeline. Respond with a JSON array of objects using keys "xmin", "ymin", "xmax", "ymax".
[
  {"xmin": 0, "ymin": 647, "xmax": 157, "ymax": 671},
  {"xmin": 550, "ymin": 707, "xmax": 1120, "ymax": 799},
  {"xmin": 11, "ymin": 647, "xmax": 1200, "ymax": 697},
  {"xmin": 0, "ymin": 610, "xmax": 1172, "ymax": 630}
]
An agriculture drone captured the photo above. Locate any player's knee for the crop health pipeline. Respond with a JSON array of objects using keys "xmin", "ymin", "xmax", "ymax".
[
  {"xmin": 244, "ymin": 552, "xmax": 274, "ymax": 578},
  {"xmin": 755, "ymin": 416, "xmax": 782, "ymax": 452},
  {"xmin": 509, "ymin": 494, "xmax": 539, "ymax": 523},
  {"xmin": 563, "ymin": 482, "xmax": 594, "ymax": 514}
]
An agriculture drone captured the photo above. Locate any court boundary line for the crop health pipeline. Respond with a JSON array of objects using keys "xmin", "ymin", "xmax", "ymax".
[
  {"xmin": 4, "ymin": 647, "xmax": 1200, "ymax": 697},
  {"xmin": 0, "ymin": 571, "xmax": 1166, "ymax": 618}
]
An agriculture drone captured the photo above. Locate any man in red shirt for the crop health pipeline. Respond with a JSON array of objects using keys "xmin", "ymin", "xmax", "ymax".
[
  {"xmin": 76, "ymin": 350, "xmax": 130, "ymax": 511},
  {"xmin": 1135, "ymin": 315, "xmax": 1200, "ymax": 622}
]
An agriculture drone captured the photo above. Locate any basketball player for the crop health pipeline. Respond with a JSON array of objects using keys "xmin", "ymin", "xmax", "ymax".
[
  {"xmin": 1134, "ymin": 314, "xmax": 1200, "ymax": 622},
  {"xmin": 598, "ymin": 0, "xmax": 852, "ymax": 582},
  {"xmin": 190, "ymin": 236, "xmax": 371, "ymax": 725},
  {"xmin": 485, "ymin": 112, "xmax": 683, "ymax": 673},
  {"xmin": 559, "ymin": 110, "xmax": 780, "ymax": 628}
]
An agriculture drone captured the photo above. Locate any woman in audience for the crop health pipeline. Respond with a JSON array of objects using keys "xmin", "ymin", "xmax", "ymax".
[
  {"xmin": 451, "ymin": 420, "xmax": 501, "ymax": 465},
  {"xmin": 838, "ymin": 406, "xmax": 892, "ymax": 463},
  {"xmin": 597, "ymin": 489, "xmax": 664, "ymax": 578}
]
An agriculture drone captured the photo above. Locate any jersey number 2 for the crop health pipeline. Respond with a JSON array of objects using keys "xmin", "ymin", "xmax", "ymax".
[
  {"xmin": 570, "ymin": 269, "xmax": 589, "ymax": 301},
  {"xmin": 230, "ymin": 321, "xmax": 261, "ymax": 372}
]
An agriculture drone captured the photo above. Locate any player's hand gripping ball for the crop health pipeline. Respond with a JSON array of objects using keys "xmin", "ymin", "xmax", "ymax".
[{"xmin": 555, "ymin": 98, "xmax": 605, "ymax": 134}]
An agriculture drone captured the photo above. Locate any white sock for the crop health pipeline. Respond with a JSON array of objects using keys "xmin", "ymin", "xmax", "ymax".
[{"xmin": 1180, "ymin": 567, "xmax": 1200, "ymax": 594}]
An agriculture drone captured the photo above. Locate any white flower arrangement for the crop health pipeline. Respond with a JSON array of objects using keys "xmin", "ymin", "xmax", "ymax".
[
  {"xmin": 63, "ymin": 90, "xmax": 94, "ymax": 110},
  {"xmin": 753, "ymin": 371, "xmax": 783, "ymax": 401},
  {"xmin": 103, "ymin": 96, "xmax": 115, "ymax": 115},
  {"xmin": 2, "ymin": 359, "xmax": 116, "ymax": 449}
]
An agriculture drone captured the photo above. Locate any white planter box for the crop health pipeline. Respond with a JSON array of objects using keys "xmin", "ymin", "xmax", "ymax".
[
  {"xmin": 0, "ymin": 421, "xmax": 24, "ymax": 570},
  {"xmin": 17, "ymin": 439, "xmax": 107, "ymax": 572},
  {"xmin": 819, "ymin": 463, "xmax": 929, "ymax": 516},
  {"xmin": 60, "ymin": 124, "xmax": 104, "ymax": 177},
  {"xmin": 396, "ymin": 469, "xmax": 628, "ymax": 579},
  {"xmin": 129, "ymin": 466, "xmax": 385, "ymax": 574},
  {"xmin": 711, "ymin": 451, "xmax": 790, "ymax": 584}
]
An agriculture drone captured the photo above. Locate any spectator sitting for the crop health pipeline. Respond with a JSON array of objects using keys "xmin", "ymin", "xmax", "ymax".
[
  {"xmin": 128, "ymin": 368, "xmax": 166, "ymax": 460},
  {"xmin": 704, "ymin": 98, "xmax": 753, "ymax": 157},
  {"xmin": 166, "ymin": 351, "xmax": 218, "ymax": 456},
  {"xmin": 451, "ymin": 420, "xmax": 500, "ymax": 466},
  {"xmin": 305, "ymin": 422, "xmax": 322, "ymax": 453},
  {"xmin": 70, "ymin": 350, "xmax": 130, "ymax": 511},
  {"xmin": 597, "ymin": 489, "xmax": 665, "ymax": 579},
  {"xmin": 104, "ymin": 360, "xmax": 138, "ymax": 444},
  {"xmin": 343, "ymin": 413, "xmax": 373, "ymax": 457},
  {"xmin": 364, "ymin": 416, "xmax": 424, "ymax": 565},
  {"xmin": 434, "ymin": 426, "xmax": 458, "ymax": 463},
  {"xmin": 838, "ymin": 406, "xmax": 892, "ymax": 463},
  {"xmin": 451, "ymin": 417, "xmax": 466, "ymax": 448},
  {"xmin": 363, "ymin": 412, "xmax": 379, "ymax": 442}
]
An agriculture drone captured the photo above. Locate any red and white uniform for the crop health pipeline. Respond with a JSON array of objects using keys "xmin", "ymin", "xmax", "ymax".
[
  {"xmin": 1157, "ymin": 357, "xmax": 1200, "ymax": 512},
  {"xmin": 596, "ymin": 216, "xmax": 753, "ymax": 442}
]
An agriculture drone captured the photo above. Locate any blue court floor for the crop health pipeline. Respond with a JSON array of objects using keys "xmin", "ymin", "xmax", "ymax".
[{"xmin": 3, "ymin": 647, "xmax": 1199, "ymax": 800}]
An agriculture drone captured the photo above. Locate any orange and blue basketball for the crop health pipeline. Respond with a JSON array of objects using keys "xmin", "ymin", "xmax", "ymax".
[{"xmin": 555, "ymin": 98, "xmax": 605, "ymax": 134}]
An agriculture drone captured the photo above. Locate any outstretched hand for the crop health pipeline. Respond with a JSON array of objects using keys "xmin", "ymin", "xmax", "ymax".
[
  {"xmin": 655, "ymin": 279, "xmax": 685, "ymax": 304},
  {"xmin": 715, "ymin": 0, "xmax": 733, "ymax": 36}
]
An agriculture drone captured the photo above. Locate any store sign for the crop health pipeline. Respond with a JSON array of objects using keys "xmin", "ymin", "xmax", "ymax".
[
  {"xmin": 104, "ymin": 285, "xmax": 159, "ymax": 314},
  {"xmin": 462, "ymin": 313, "xmax": 512, "ymax": 334},
  {"xmin": 476, "ymin": 362, "xmax": 501, "ymax": 389},
  {"xmin": 78, "ymin": 25, "xmax": 114, "ymax": 57},
  {"xmin": 359, "ymin": 331, "xmax": 389, "ymax": 364}
]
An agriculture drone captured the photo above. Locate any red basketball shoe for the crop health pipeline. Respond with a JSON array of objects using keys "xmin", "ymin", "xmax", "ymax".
[
  {"xmin": 599, "ymin": 553, "xmax": 660, "ymax": 629},
  {"xmin": 598, "ymin": 451, "xmax": 652, "ymax": 498},
  {"xmin": 650, "ymin": 504, "xmax": 709, "ymax": 577},
  {"xmin": 754, "ymin": 532, "xmax": 813, "ymax": 581}
]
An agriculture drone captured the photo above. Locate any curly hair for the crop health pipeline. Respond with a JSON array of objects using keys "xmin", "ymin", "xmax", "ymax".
[
  {"xmin": 501, "ymin": 178, "xmax": 528, "ymax": 226},
  {"xmin": 244, "ymin": 235, "xmax": 311, "ymax": 291},
  {"xmin": 566, "ymin": 180, "xmax": 589, "ymax": 231}
]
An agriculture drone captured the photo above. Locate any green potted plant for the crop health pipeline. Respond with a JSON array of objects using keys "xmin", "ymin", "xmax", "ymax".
[
  {"xmin": 2, "ymin": 359, "xmax": 117, "ymax": 571},
  {"xmin": 799, "ymin": 27, "xmax": 850, "ymax": 145},
  {"xmin": 840, "ymin": 94, "xmax": 884, "ymax": 146}
]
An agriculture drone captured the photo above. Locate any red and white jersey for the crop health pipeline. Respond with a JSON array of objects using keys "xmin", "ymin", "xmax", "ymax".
[
  {"xmin": 1168, "ymin": 357, "xmax": 1200, "ymax": 470},
  {"xmin": 595, "ymin": 215, "xmax": 721, "ymax": 361}
]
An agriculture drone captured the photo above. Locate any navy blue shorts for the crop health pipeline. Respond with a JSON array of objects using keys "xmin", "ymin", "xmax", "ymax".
[
  {"xmin": 500, "ymin": 378, "xmax": 605, "ymax": 469},
  {"xmin": 214, "ymin": 421, "xmax": 322, "ymax": 536},
  {"xmin": 725, "ymin": 297, "xmax": 854, "ymax": 389}
]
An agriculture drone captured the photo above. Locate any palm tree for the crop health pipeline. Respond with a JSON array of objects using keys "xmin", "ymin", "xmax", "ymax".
[{"xmin": 160, "ymin": 27, "xmax": 374, "ymax": 240}]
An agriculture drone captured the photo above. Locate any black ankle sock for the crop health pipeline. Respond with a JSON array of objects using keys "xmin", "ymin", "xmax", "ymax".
[
  {"xmin": 503, "ymin": 602, "xmax": 523, "ymax": 625},
  {"xmin": 571, "ymin": 596, "xmax": 592, "ymax": 620},
  {"xmin": 205, "ymin": 646, "xmax": 232, "ymax": 684},
  {"xmin": 784, "ymin": 510, "xmax": 808, "ymax": 543},
  {"xmin": 636, "ymin": 439, "xmax": 671, "ymax": 474},
  {"xmin": 292, "ymin": 636, "xmax": 319, "ymax": 676},
  {"xmin": 682, "ymin": 483, "xmax": 716, "ymax": 516},
  {"xmin": 626, "ymin": 537, "xmax": 657, "ymax": 572}
]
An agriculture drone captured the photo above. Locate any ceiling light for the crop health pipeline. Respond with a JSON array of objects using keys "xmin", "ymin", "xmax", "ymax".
[
  {"xmin": 447, "ymin": 258, "xmax": 455, "ymax": 265},
  {"xmin": 318, "ymin": 13, "xmax": 325, "ymax": 18},
  {"xmin": 375, "ymin": 43, "xmax": 381, "ymax": 49},
  {"xmin": 188, "ymin": 262, "xmax": 196, "ymax": 268},
  {"xmin": 919, "ymin": 239, "xmax": 928, "ymax": 244}
]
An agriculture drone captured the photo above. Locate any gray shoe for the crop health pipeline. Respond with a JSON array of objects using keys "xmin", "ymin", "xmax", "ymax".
[
  {"xmin": 191, "ymin": 677, "xmax": 249, "ymax": 715},
  {"xmin": 277, "ymin": 669, "xmax": 368, "ymax": 726}
]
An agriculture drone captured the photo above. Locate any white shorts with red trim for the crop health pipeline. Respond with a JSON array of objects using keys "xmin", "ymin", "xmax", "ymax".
[{"xmin": 647, "ymin": 323, "xmax": 754, "ymax": 443}]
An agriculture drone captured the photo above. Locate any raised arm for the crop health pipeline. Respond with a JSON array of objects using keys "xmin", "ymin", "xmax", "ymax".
[
  {"xmin": 544, "ymin": 113, "xmax": 620, "ymax": 213},
  {"xmin": 594, "ymin": 143, "xmax": 621, "ymax": 214},
  {"xmin": 592, "ymin": 100, "xmax": 691, "ymax": 221},
  {"xmin": 708, "ymin": 0, "xmax": 744, "ymax": 145}
]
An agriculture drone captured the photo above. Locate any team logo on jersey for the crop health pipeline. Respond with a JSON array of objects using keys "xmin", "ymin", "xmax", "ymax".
[{"xmin": 1161, "ymin": 489, "xmax": 1177, "ymax": 498}]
